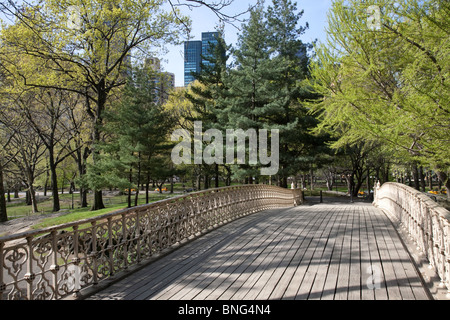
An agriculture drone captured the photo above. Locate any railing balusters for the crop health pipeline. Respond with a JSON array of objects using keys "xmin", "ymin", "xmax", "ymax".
[
  {"xmin": 107, "ymin": 218, "xmax": 114, "ymax": 276},
  {"xmin": 0, "ymin": 242, "xmax": 4, "ymax": 300},
  {"xmin": 50, "ymin": 230, "xmax": 59, "ymax": 300},
  {"xmin": 121, "ymin": 214, "xmax": 128, "ymax": 270},
  {"xmin": 374, "ymin": 182, "xmax": 450, "ymax": 295},
  {"xmin": 0, "ymin": 185, "xmax": 302, "ymax": 300},
  {"xmin": 90, "ymin": 222, "xmax": 98, "ymax": 285},
  {"xmin": 135, "ymin": 211, "xmax": 141, "ymax": 264},
  {"xmin": 25, "ymin": 236, "xmax": 34, "ymax": 300}
]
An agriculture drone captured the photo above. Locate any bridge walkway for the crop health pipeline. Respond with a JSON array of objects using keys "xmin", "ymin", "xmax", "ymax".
[{"xmin": 87, "ymin": 199, "xmax": 431, "ymax": 300}]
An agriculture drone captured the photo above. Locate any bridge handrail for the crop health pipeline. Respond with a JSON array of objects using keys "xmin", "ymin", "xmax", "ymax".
[
  {"xmin": 373, "ymin": 182, "xmax": 450, "ymax": 292},
  {"xmin": 0, "ymin": 184, "xmax": 302, "ymax": 300}
]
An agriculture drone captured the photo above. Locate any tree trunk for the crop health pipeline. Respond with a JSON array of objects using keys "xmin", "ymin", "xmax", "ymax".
[
  {"xmin": 90, "ymin": 82, "xmax": 107, "ymax": 211},
  {"xmin": 419, "ymin": 166, "xmax": 426, "ymax": 192},
  {"xmin": 48, "ymin": 149, "xmax": 60, "ymax": 212},
  {"xmin": 0, "ymin": 162, "xmax": 8, "ymax": 222},
  {"xmin": 44, "ymin": 164, "xmax": 49, "ymax": 197},
  {"xmin": 29, "ymin": 185, "xmax": 38, "ymax": 214},
  {"xmin": 146, "ymin": 172, "xmax": 150, "ymax": 204},
  {"xmin": 428, "ymin": 171, "xmax": 433, "ymax": 190},
  {"xmin": 309, "ymin": 168, "xmax": 314, "ymax": 191},
  {"xmin": 412, "ymin": 163, "xmax": 420, "ymax": 191},
  {"xmin": 128, "ymin": 168, "xmax": 133, "ymax": 208},
  {"xmin": 134, "ymin": 154, "xmax": 141, "ymax": 206},
  {"xmin": 76, "ymin": 147, "xmax": 89, "ymax": 208},
  {"xmin": 215, "ymin": 164, "xmax": 219, "ymax": 188},
  {"xmin": 26, "ymin": 190, "xmax": 31, "ymax": 206},
  {"xmin": 436, "ymin": 170, "xmax": 450, "ymax": 201},
  {"xmin": 92, "ymin": 190, "xmax": 104, "ymax": 211}
]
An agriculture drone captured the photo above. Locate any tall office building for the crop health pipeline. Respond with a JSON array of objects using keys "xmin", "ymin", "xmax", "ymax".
[
  {"xmin": 184, "ymin": 32, "xmax": 219, "ymax": 87},
  {"xmin": 184, "ymin": 40, "xmax": 202, "ymax": 87},
  {"xmin": 201, "ymin": 32, "xmax": 219, "ymax": 69},
  {"xmin": 144, "ymin": 57, "xmax": 175, "ymax": 104}
]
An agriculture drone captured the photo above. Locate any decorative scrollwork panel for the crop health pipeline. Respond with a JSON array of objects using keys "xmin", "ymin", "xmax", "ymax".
[{"xmin": 1, "ymin": 185, "xmax": 301, "ymax": 300}]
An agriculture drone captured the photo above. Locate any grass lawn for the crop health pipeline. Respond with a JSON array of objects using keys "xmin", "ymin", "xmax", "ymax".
[{"xmin": 5, "ymin": 190, "xmax": 178, "ymax": 231}]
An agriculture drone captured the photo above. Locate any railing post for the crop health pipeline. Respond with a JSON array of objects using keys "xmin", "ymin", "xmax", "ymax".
[
  {"xmin": 0, "ymin": 241, "xmax": 4, "ymax": 300},
  {"xmin": 135, "ymin": 211, "xmax": 141, "ymax": 264},
  {"xmin": 50, "ymin": 230, "xmax": 60, "ymax": 300},
  {"xmin": 107, "ymin": 218, "xmax": 114, "ymax": 276},
  {"xmin": 71, "ymin": 225, "xmax": 81, "ymax": 298},
  {"xmin": 24, "ymin": 236, "xmax": 35, "ymax": 300},
  {"xmin": 90, "ymin": 221, "xmax": 98, "ymax": 285},
  {"xmin": 122, "ymin": 214, "xmax": 128, "ymax": 270}
]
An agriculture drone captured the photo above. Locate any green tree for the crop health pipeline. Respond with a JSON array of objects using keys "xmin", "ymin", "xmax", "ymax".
[
  {"xmin": 220, "ymin": 0, "xmax": 320, "ymax": 186},
  {"xmin": 0, "ymin": 0, "xmax": 190, "ymax": 210},
  {"xmin": 185, "ymin": 30, "xmax": 231, "ymax": 188},
  {"xmin": 220, "ymin": 3, "xmax": 277, "ymax": 183},
  {"xmin": 308, "ymin": 0, "xmax": 449, "ymax": 197},
  {"xmin": 265, "ymin": 0, "xmax": 321, "ymax": 187},
  {"xmin": 86, "ymin": 65, "xmax": 174, "ymax": 208}
]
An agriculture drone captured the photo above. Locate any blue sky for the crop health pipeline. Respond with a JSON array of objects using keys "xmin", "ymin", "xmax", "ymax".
[
  {"xmin": 0, "ymin": 0, "xmax": 333, "ymax": 87},
  {"xmin": 162, "ymin": 0, "xmax": 333, "ymax": 87}
]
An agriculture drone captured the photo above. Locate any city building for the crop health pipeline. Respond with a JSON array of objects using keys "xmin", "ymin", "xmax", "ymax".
[
  {"xmin": 184, "ymin": 32, "xmax": 219, "ymax": 87},
  {"xmin": 144, "ymin": 57, "xmax": 175, "ymax": 104}
]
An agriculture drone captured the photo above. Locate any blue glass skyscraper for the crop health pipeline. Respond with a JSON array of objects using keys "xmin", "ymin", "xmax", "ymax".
[
  {"xmin": 184, "ymin": 40, "xmax": 202, "ymax": 87},
  {"xmin": 184, "ymin": 32, "xmax": 219, "ymax": 87},
  {"xmin": 201, "ymin": 32, "xmax": 219, "ymax": 69}
]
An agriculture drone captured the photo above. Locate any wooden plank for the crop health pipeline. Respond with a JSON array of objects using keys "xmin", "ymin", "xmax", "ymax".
[
  {"xmin": 294, "ymin": 206, "xmax": 341, "ymax": 300},
  {"xmin": 281, "ymin": 207, "xmax": 331, "ymax": 299},
  {"xmin": 347, "ymin": 206, "xmax": 362, "ymax": 300},
  {"xmin": 371, "ymin": 207, "xmax": 403, "ymax": 300},
  {"xmin": 320, "ymin": 206, "xmax": 347, "ymax": 300},
  {"xmin": 87, "ymin": 203, "xmax": 431, "ymax": 301},
  {"xmin": 363, "ymin": 206, "xmax": 388, "ymax": 300},
  {"xmin": 381, "ymin": 215, "xmax": 416, "ymax": 300},
  {"xmin": 334, "ymin": 206, "xmax": 353, "ymax": 300},
  {"xmin": 360, "ymin": 206, "xmax": 376, "ymax": 300},
  {"xmin": 151, "ymin": 210, "xmax": 283, "ymax": 300},
  {"xmin": 154, "ymin": 225, "xmax": 255, "ymax": 300},
  {"xmin": 308, "ymin": 206, "xmax": 343, "ymax": 300},
  {"xmin": 221, "ymin": 211, "xmax": 299, "ymax": 300},
  {"xmin": 123, "ymin": 209, "xmax": 279, "ymax": 300},
  {"xmin": 195, "ymin": 208, "xmax": 300, "ymax": 300},
  {"xmin": 248, "ymin": 208, "xmax": 322, "ymax": 300},
  {"xmin": 252, "ymin": 207, "xmax": 329, "ymax": 300},
  {"xmin": 382, "ymin": 212, "xmax": 430, "ymax": 300},
  {"xmin": 268, "ymin": 207, "xmax": 328, "ymax": 300}
]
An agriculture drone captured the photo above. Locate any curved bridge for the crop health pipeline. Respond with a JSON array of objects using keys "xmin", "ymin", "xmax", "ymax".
[{"xmin": 0, "ymin": 183, "xmax": 449, "ymax": 300}]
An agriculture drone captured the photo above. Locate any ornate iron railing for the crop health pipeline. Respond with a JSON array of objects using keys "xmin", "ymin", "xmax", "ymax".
[
  {"xmin": 0, "ymin": 185, "xmax": 302, "ymax": 300},
  {"xmin": 373, "ymin": 182, "xmax": 450, "ymax": 293}
]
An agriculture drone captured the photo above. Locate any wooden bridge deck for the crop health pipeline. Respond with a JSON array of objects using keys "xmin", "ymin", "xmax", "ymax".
[{"xmin": 87, "ymin": 200, "xmax": 431, "ymax": 300}]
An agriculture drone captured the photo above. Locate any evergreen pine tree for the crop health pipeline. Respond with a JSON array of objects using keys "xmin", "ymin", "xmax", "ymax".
[
  {"xmin": 185, "ymin": 31, "xmax": 231, "ymax": 188},
  {"xmin": 222, "ymin": 0, "xmax": 323, "ymax": 186},
  {"xmin": 221, "ymin": 3, "xmax": 276, "ymax": 183},
  {"xmin": 84, "ymin": 65, "xmax": 173, "ymax": 207},
  {"xmin": 265, "ymin": 0, "xmax": 323, "ymax": 187}
]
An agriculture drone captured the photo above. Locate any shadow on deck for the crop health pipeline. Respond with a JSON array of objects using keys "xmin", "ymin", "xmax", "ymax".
[{"xmin": 85, "ymin": 199, "xmax": 433, "ymax": 301}]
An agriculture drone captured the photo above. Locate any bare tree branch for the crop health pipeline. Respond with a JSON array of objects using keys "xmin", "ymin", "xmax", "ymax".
[{"xmin": 168, "ymin": 0, "xmax": 253, "ymax": 31}]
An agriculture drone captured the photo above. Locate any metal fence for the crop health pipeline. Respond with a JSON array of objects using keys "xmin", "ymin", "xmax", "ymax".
[{"xmin": 0, "ymin": 185, "xmax": 302, "ymax": 300}]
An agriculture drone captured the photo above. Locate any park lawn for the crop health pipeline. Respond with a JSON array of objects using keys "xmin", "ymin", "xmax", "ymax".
[
  {"xmin": 5, "ymin": 191, "xmax": 177, "ymax": 231},
  {"xmin": 32, "ymin": 192, "xmax": 177, "ymax": 230}
]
